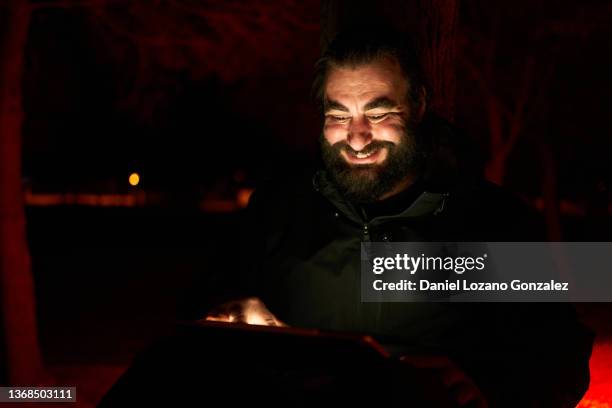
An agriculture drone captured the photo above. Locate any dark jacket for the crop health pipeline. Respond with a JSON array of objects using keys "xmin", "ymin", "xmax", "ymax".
[{"xmin": 212, "ymin": 117, "xmax": 593, "ymax": 407}]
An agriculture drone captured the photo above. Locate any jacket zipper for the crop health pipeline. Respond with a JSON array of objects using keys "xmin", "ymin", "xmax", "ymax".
[{"xmin": 362, "ymin": 223, "xmax": 370, "ymax": 242}]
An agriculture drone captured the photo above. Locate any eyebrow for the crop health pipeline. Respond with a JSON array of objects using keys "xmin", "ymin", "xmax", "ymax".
[
  {"xmin": 363, "ymin": 97, "xmax": 398, "ymax": 111},
  {"xmin": 324, "ymin": 96, "xmax": 399, "ymax": 113},
  {"xmin": 324, "ymin": 99, "xmax": 349, "ymax": 113}
]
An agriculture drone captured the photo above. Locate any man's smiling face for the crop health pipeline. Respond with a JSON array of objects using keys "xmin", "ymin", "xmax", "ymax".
[{"xmin": 321, "ymin": 55, "xmax": 423, "ymax": 203}]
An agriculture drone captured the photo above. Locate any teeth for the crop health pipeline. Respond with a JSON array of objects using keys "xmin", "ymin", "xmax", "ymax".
[{"xmin": 355, "ymin": 151, "xmax": 375, "ymax": 158}]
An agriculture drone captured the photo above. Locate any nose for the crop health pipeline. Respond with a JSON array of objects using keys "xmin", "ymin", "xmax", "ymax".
[{"xmin": 347, "ymin": 115, "xmax": 372, "ymax": 151}]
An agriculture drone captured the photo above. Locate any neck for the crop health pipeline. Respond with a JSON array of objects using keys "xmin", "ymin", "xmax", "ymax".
[{"xmin": 378, "ymin": 174, "xmax": 417, "ymax": 201}]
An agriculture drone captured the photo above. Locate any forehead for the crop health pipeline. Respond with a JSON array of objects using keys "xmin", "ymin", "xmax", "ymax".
[{"xmin": 324, "ymin": 56, "xmax": 408, "ymax": 104}]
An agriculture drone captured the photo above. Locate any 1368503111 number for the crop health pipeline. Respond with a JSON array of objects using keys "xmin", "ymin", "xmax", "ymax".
[{"xmin": 0, "ymin": 387, "xmax": 76, "ymax": 402}]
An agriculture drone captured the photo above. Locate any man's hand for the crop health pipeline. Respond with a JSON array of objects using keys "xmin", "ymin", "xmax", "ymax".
[
  {"xmin": 400, "ymin": 355, "xmax": 488, "ymax": 408},
  {"xmin": 204, "ymin": 297, "xmax": 287, "ymax": 327}
]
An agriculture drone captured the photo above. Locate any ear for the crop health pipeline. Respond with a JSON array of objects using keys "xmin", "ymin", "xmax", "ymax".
[{"xmin": 416, "ymin": 86, "xmax": 427, "ymax": 122}]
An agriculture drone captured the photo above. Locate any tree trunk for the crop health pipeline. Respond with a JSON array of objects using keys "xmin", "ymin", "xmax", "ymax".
[
  {"xmin": 540, "ymin": 142, "xmax": 563, "ymax": 241},
  {"xmin": 417, "ymin": 0, "xmax": 457, "ymax": 121},
  {"xmin": 484, "ymin": 98, "xmax": 506, "ymax": 184},
  {"xmin": 320, "ymin": 0, "xmax": 458, "ymax": 121},
  {"xmin": 0, "ymin": 0, "xmax": 44, "ymax": 385}
]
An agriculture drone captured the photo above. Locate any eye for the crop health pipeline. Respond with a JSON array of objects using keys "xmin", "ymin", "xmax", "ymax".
[
  {"xmin": 327, "ymin": 115, "xmax": 350, "ymax": 123},
  {"xmin": 367, "ymin": 113, "xmax": 389, "ymax": 122}
]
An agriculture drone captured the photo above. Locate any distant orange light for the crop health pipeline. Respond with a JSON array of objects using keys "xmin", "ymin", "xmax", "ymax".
[
  {"xmin": 237, "ymin": 188, "xmax": 254, "ymax": 208},
  {"xmin": 128, "ymin": 172, "xmax": 140, "ymax": 186}
]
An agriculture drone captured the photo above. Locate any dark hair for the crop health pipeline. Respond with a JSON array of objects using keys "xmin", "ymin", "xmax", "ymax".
[{"xmin": 313, "ymin": 26, "xmax": 428, "ymax": 113}]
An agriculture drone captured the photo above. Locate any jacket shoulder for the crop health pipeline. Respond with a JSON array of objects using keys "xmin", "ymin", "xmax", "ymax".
[{"xmin": 447, "ymin": 179, "xmax": 545, "ymax": 240}]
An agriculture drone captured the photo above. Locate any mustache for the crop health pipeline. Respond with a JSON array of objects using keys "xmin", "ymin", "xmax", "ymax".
[{"xmin": 331, "ymin": 140, "xmax": 396, "ymax": 155}]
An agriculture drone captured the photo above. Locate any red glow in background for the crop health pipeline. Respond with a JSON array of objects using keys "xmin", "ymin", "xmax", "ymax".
[{"xmin": 0, "ymin": 0, "xmax": 610, "ymax": 405}]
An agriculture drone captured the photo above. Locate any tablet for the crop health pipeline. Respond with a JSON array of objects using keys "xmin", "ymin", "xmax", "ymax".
[
  {"xmin": 176, "ymin": 320, "xmax": 392, "ymax": 369},
  {"xmin": 100, "ymin": 321, "xmax": 431, "ymax": 406}
]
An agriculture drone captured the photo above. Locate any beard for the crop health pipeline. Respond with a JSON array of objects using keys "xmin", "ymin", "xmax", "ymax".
[{"xmin": 320, "ymin": 125, "xmax": 422, "ymax": 204}]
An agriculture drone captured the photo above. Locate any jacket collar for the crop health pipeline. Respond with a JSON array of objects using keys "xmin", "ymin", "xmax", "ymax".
[{"xmin": 313, "ymin": 170, "xmax": 448, "ymax": 225}]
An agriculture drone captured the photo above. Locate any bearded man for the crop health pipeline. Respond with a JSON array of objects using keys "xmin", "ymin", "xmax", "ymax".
[
  {"xmin": 203, "ymin": 27, "xmax": 593, "ymax": 407},
  {"xmin": 100, "ymin": 27, "xmax": 592, "ymax": 408}
]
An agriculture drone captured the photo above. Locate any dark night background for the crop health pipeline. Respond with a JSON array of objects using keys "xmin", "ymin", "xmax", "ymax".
[{"xmin": 1, "ymin": 0, "xmax": 611, "ymax": 405}]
